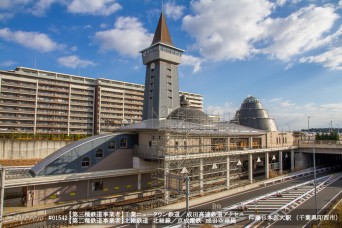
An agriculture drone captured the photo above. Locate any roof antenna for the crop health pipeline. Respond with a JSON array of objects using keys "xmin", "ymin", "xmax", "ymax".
[{"xmin": 162, "ymin": 0, "xmax": 164, "ymax": 13}]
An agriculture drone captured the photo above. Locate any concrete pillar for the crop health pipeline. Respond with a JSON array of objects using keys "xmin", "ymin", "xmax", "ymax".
[
  {"xmin": 265, "ymin": 152, "xmax": 269, "ymax": 179},
  {"xmin": 164, "ymin": 161, "xmax": 169, "ymax": 204},
  {"xmin": 138, "ymin": 173, "xmax": 141, "ymax": 190},
  {"xmin": 227, "ymin": 137, "xmax": 230, "ymax": 151},
  {"xmin": 0, "ymin": 167, "xmax": 5, "ymax": 227},
  {"xmin": 291, "ymin": 149, "xmax": 295, "ymax": 172},
  {"xmin": 279, "ymin": 151, "xmax": 283, "ymax": 174},
  {"xmin": 249, "ymin": 137, "xmax": 253, "ymax": 149},
  {"xmin": 226, "ymin": 156, "xmax": 230, "ymax": 189},
  {"xmin": 248, "ymin": 154, "xmax": 253, "ymax": 183},
  {"xmin": 200, "ymin": 158, "xmax": 204, "ymax": 194}
]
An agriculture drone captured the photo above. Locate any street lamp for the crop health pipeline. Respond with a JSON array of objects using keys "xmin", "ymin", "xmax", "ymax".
[
  {"xmin": 286, "ymin": 123, "xmax": 291, "ymax": 132},
  {"xmin": 309, "ymin": 117, "xmax": 318, "ymax": 220},
  {"xmin": 308, "ymin": 116, "xmax": 310, "ymax": 142}
]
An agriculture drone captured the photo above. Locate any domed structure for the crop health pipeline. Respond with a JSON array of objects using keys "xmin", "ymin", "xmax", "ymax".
[
  {"xmin": 167, "ymin": 95, "xmax": 210, "ymax": 124},
  {"xmin": 234, "ymin": 96, "xmax": 278, "ymax": 131}
]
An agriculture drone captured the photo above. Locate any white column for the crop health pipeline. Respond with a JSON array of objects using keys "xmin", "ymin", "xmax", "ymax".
[
  {"xmin": 226, "ymin": 156, "xmax": 230, "ymax": 189},
  {"xmin": 200, "ymin": 158, "xmax": 204, "ymax": 194},
  {"xmin": 138, "ymin": 173, "xmax": 141, "ymax": 190},
  {"xmin": 249, "ymin": 137, "xmax": 253, "ymax": 149},
  {"xmin": 291, "ymin": 149, "xmax": 295, "ymax": 172},
  {"xmin": 265, "ymin": 152, "xmax": 269, "ymax": 179},
  {"xmin": 279, "ymin": 151, "xmax": 283, "ymax": 174},
  {"xmin": 227, "ymin": 137, "xmax": 230, "ymax": 151},
  {"xmin": 0, "ymin": 167, "xmax": 5, "ymax": 227},
  {"xmin": 248, "ymin": 154, "xmax": 253, "ymax": 183}
]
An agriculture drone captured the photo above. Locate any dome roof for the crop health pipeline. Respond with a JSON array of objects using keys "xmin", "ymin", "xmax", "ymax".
[
  {"xmin": 167, "ymin": 107, "xmax": 210, "ymax": 124},
  {"xmin": 167, "ymin": 95, "xmax": 210, "ymax": 124}
]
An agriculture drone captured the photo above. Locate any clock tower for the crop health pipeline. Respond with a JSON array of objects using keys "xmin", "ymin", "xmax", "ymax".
[{"xmin": 140, "ymin": 13, "xmax": 184, "ymax": 120}]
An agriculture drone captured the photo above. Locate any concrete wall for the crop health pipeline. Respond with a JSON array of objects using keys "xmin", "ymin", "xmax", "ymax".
[{"xmin": 0, "ymin": 140, "xmax": 71, "ymax": 159}]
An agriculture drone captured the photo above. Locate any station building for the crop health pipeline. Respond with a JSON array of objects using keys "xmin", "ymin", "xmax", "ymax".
[{"xmin": 2, "ymin": 13, "xmax": 295, "ymax": 217}]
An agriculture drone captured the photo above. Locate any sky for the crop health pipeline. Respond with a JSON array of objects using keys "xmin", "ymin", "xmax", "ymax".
[{"xmin": 0, "ymin": 0, "xmax": 342, "ymax": 131}]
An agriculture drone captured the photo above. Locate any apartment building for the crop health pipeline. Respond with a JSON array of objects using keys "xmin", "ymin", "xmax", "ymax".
[{"xmin": 0, "ymin": 67, "xmax": 203, "ymax": 135}]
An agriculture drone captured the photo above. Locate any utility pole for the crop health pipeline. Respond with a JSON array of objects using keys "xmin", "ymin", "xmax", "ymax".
[
  {"xmin": 185, "ymin": 176, "xmax": 189, "ymax": 228},
  {"xmin": 0, "ymin": 166, "xmax": 5, "ymax": 228}
]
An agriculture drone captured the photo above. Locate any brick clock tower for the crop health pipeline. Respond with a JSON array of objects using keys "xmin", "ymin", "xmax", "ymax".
[{"xmin": 140, "ymin": 13, "xmax": 184, "ymax": 120}]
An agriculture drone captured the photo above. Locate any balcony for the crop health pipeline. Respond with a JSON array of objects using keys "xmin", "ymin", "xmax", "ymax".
[
  {"xmin": 39, "ymin": 92, "xmax": 69, "ymax": 98},
  {"xmin": 38, "ymin": 99, "xmax": 68, "ymax": 104},
  {"xmin": 0, "ymin": 115, "xmax": 34, "ymax": 121},
  {"xmin": 0, "ymin": 94, "xmax": 36, "ymax": 102},
  {"xmin": 0, "ymin": 122, "xmax": 34, "ymax": 127},
  {"xmin": 70, "ymin": 107, "xmax": 93, "ymax": 112},
  {"xmin": 1, "ymin": 87, "xmax": 36, "ymax": 95},
  {"xmin": 37, "ymin": 110, "xmax": 68, "ymax": 116},
  {"xmin": 70, "ymin": 113, "xmax": 92, "ymax": 117},
  {"xmin": 36, "ymin": 117, "xmax": 68, "ymax": 122},
  {"xmin": 39, "ymin": 86, "xmax": 69, "ymax": 92},
  {"xmin": 2, "ymin": 81, "xmax": 36, "ymax": 89},
  {"xmin": 0, "ymin": 109, "xmax": 35, "ymax": 114},
  {"xmin": 100, "ymin": 103, "xmax": 123, "ymax": 108},
  {"xmin": 70, "ymin": 101, "xmax": 93, "ymax": 107},
  {"xmin": 36, "ymin": 123, "xmax": 68, "ymax": 128},
  {"xmin": 71, "ymin": 90, "xmax": 94, "ymax": 96},
  {"xmin": 0, "ymin": 102, "xmax": 35, "ymax": 108},
  {"xmin": 37, "ymin": 105, "xmax": 69, "ymax": 110},
  {"xmin": 38, "ymin": 80, "xmax": 69, "ymax": 87},
  {"xmin": 70, "ymin": 96, "xmax": 94, "ymax": 101}
]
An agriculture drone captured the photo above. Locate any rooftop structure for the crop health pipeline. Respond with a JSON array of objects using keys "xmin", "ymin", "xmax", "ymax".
[
  {"xmin": 234, "ymin": 96, "xmax": 278, "ymax": 132},
  {"xmin": 141, "ymin": 13, "xmax": 184, "ymax": 120}
]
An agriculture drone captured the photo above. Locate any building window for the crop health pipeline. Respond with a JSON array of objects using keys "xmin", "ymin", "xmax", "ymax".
[
  {"xmin": 92, "ymin": 181, "xmax": 103, "ymax": 191},
  {"xmin": 96, "ymin": 149, "xmax": 104, "ymax": 158},
  {"xmin": 109, "ymin": 141, "xmax": 116, "ymax": 150},
  {"xmin": 120, "ymin": 138, "xmax": 127, "ymax": 148},
  {"xmin": 81, "ymin": 157, "xmax": 90, "ymax": 167},
  {"xmin": 184, "ymin": 141, "xmax": 187, "ymax": 148}
]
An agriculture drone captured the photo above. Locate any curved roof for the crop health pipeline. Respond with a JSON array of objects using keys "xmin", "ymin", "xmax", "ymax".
[{"xmin": 30, "ymin": 133, "xmax": 121, "ymax": 176}]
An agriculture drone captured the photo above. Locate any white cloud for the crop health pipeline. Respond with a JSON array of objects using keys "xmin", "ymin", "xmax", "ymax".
[
  {"xmin": 165, "ymin": 2, "xmax": 185, "ymax": 20},
  {"xmin": 276, "ymin": 0, "xmax": 287, "ymax": 6},
  {"xmin": 205, "ymin": 102, "xmax": 238, "ymax": 121},
  {"xmin": 299, "ymin": 47, "xmax": 342, "ymax": 70},
  {"xmin": 182, "ymin": 0, "xmax": 274, "ymax": 61},
  {"xmin": 70, "ymin": 46, "xmax": 77, "ymax": 51},
  {"xmin": 0, "ymin": 0, "xmax": 30, "ymax": 9},
  {"xmin": 260, "ymin": 5, "xmax": 340, "ymax": 61},
  {"xmin": 57, "ymin": 55, "xmax": 95, "ymax": 69},
  {"xmin": 0, "ymin": 60, "xmax": 16, "ymax": 67},
  {"xmin": 0, "ymin": 12, "xmax": 13, "ymax": 21},
  {"xmin": 182, "ymin": 0, "xmax": 341, "ymax": 69},
  {"xmin": 67, "ymin": 0, "xmax": 121, "ymax": 16},
  {"xmin": 265, "ymin": 98, "xmax": 342, "ymax": 130},
  {"xmin": 181, "ymin": 54, "xmax": 203, "ymax": 73},
  {"xmin": 0, "ymin": 28, "xmax": 60, "ymax": 52},
  {"xmin": 30, "ymin": 0, "xmax": 57, "ymax": 16},
  {"xmin": 94, "ymin": 17, "xmax": 153, "ymax": 57}
]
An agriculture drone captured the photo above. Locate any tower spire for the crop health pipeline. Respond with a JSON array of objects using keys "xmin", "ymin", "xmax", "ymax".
[{"xmin": 151, "ymin": 13, "xmax": 173, "ymax": 46}]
